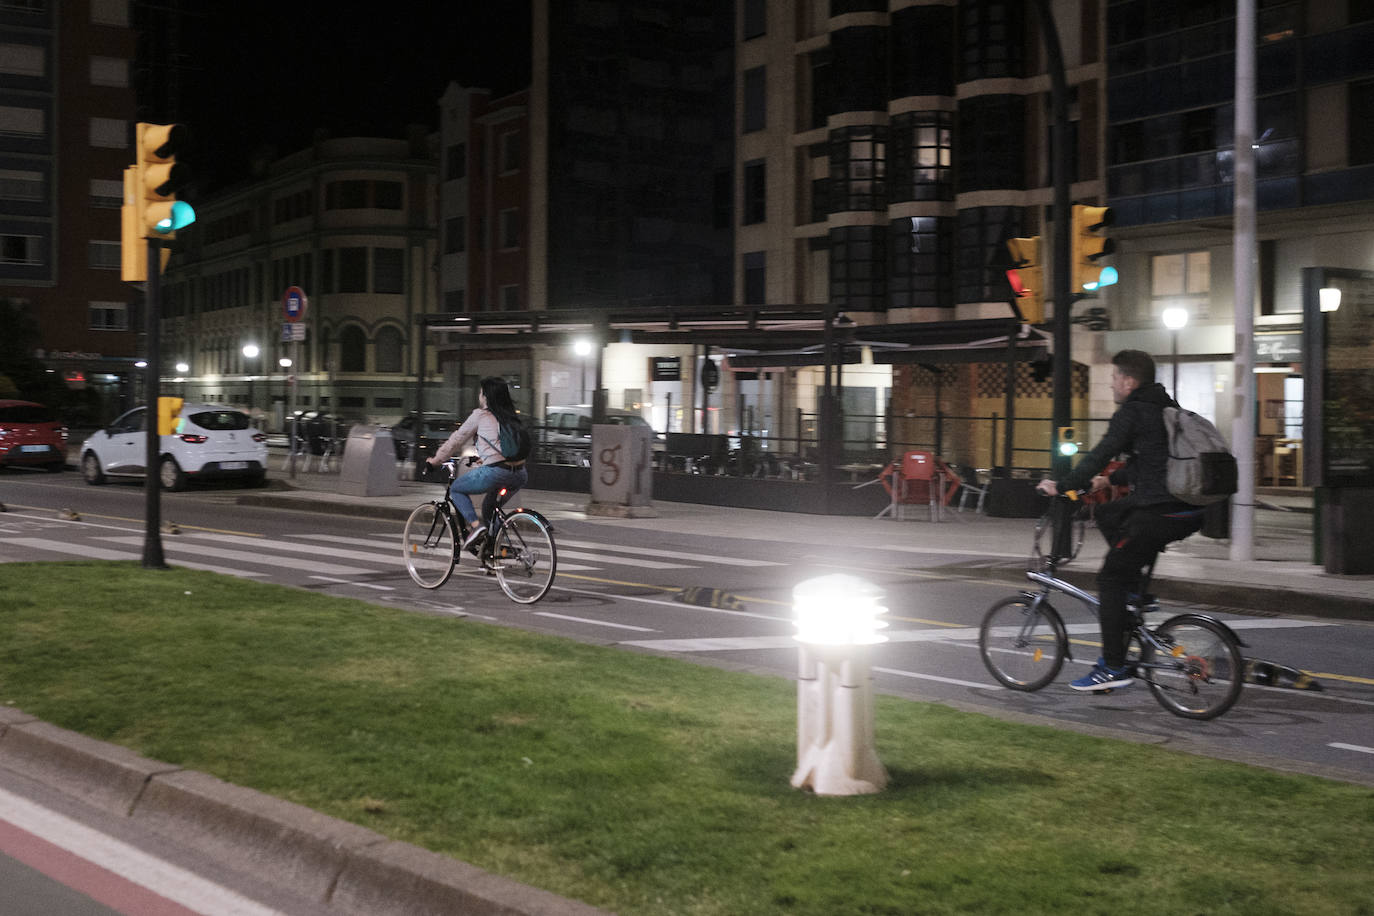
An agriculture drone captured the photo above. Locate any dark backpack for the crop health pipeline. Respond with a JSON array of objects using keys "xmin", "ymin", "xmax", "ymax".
[
  {"xmin": 497, "ymin": 417, "xmax": 532, "ymax": 465},
  {"xmin": 1162, "ymin": 406, "xmax": 1237, "ymax": 505}
]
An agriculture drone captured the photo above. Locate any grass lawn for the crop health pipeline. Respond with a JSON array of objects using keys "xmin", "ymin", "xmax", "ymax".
[{"xmin": 1, "ymin": 562, "xmax": 1371, "ymax": 915}]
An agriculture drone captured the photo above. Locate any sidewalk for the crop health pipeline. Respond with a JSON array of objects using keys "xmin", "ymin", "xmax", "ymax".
[{"xmin": 242, "ymin": 460, "xmax": 1374, "ymax": 621}]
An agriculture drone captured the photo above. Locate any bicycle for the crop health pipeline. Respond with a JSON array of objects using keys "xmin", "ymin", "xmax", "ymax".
[
  {"xmin": 402, "ymin": 458, "xmax": 557, "ymax": 604},
  {"xmin": 978, "ymin": 493, "xmax": 1246, "ymax": 720}
]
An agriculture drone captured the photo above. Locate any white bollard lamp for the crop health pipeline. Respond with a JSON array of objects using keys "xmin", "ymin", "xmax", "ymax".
[{"xmin": 790, "ymin": 574, "xmax": 890, "ymax": 796}]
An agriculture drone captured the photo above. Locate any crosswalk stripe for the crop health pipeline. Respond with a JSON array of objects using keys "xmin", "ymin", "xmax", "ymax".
[
  {"xmin": 555, "ymin": 548, "xmax": 690, "ymax": 569},
  {"xmin": 288, "ymin": 533, "xmax": 401, "ymax": 548},
  {"xmin": 5, "ymin": 538, "xmax": 265, "ymax": 579},
  {"xmin": 555, "ymin": 538, "xmax": 781, "ymax": 567},
  {"xmin": 96, "ymin": 536, "xmax": 366, "ymax": 576},
  {"xmin": 180, "ymin": 532, "xmax": 409, "ymax": 567}
]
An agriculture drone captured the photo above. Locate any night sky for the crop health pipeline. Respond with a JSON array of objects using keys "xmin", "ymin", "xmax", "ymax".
[{"xmin": 192, "ymin": 1, "xmax": 530, "ymax": 190}]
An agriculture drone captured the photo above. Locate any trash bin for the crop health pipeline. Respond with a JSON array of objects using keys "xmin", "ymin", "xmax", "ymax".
[
  {"xmin": 587, "ymin": 423, "xmax": 656, "ymax": 517},
  {"xmin": 339, "ymin": 425, "xmax": 400, "ymax": 497}
]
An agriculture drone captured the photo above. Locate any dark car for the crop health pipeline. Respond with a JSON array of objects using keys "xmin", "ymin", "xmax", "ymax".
[
  {"xmin": 390, "ymin": 411, "xmax": 458, "ymax": 460},
  {"xmin": 0, "ymin": 399, "xmax": 68, "ymax": 472}
]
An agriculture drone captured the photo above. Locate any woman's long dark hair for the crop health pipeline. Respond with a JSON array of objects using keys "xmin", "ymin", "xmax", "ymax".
[{"xmin": 479, "ymin": 376, "xmax": 521, "ymax": 428}]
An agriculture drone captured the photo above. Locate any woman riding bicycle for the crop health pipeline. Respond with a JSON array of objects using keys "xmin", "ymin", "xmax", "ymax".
[{"xmin": 425, "ymin": 376, "xmax": 529, "ymax": 554}]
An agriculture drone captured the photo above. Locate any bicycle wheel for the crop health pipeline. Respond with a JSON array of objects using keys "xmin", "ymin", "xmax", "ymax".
[
  {"xmin": 979, "ymin": 596, "xmax": 1067, "ymax": 691},
  {"xmin": 489, "ymin": 511, "xmax": 556, "ymax": 604},
  {"xmin": 1140, "ymin": 615, "xmax": 1243, "ymax": 720},
  {"xmin": 403, "ymin": 502, "xmax": 457, "ymax": 589}
]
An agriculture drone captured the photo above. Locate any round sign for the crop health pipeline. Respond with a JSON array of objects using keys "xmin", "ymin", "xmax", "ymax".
[{"xmin": 283, "ymin": 286, "xmax": 308, "ymax": 323}]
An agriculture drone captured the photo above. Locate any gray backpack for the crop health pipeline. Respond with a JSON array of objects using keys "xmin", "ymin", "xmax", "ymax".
[{"xmin": 1163, "ymin": 406, "xmax": 1237, "ymax": 505}]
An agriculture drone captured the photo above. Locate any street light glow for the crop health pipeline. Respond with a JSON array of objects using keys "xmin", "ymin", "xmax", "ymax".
[
  {"xmin": 573, "ymin": 339, "xmax": 592, "ymax": 357},
  {"xmin": 175, "ymin": 362, "xmax": 189, "ymax": 373},
  {"xmin": 242, "ymin": 344, "xmax": 260, "ymax": 359},
  {"xmin": 279, "ymin": 357, "xmax": 292, "ymax": 369},
  {"xmin": 1162, "ymin": 306, "xmax": 1189, "ymax": 330}
]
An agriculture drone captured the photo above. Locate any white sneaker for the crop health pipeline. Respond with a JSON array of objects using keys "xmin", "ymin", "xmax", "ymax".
[{"xmin": 461, "ymin": 525, "xmax": 487, "ymax": 553}]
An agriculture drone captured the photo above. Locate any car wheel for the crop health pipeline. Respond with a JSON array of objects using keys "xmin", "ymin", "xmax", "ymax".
[
  {"xmin": 82, "ymin": 452, "xmax": 106, "ymax": 485},
  {"xmin": 159, "ymin": 456, "xmax": 186, "ymax": 491}
]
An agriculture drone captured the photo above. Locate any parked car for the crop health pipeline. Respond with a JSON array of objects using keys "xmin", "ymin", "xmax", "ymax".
[
  {"xmin": 0, "ymin": 399, "xmax": 68, "ymax": 472},
  {"xmin": 389, "ymin": 411, "xmax": 459, "ymax": 460},
  {"xmin": 80, "ymin": 403, "xmax": 267, "ymax": 490},
  {"xmin": 540, "ymin": 405, "xmax": 664, "ymax": 464}
]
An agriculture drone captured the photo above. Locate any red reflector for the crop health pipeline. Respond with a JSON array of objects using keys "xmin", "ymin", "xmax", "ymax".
[
  {"xmin": 179, "ymin": 433, "xmax": 208, "ymax": 444},
  {"xmin": 252, "ymin": 433, "xmax": 267, "ymax": 443}
]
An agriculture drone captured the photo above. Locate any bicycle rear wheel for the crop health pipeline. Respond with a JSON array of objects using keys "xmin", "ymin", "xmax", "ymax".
[
  {"xmin": 1140, "ymin": 615, "xmax": 1243, "ymax": 720},
  {"xmin": 403, "ymin": 502, "xmax": 457, "ymax": 589},
  {"xmin": 490, "ymin": 511, "xmax": 556, "ymax": 604},
  {"xmin": 979, "ymin": 596, "xmax": 1067, "ymax": 691}
]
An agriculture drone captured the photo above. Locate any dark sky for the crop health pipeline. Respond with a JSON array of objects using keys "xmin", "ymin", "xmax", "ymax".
[{"xmin": 192, "ymin": 2, "xmax": 530, "ymax": 190}]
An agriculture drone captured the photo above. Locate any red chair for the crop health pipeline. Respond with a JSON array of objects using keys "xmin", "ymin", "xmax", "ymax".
[{"xmin": 876, "ymin": 451, "xmax": 955, "ymax": 520}]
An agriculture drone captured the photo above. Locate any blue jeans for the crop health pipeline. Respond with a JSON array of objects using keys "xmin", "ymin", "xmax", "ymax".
[{"xmin": 448, "ymin": 464, "xmax": 528, "ymax": 528}]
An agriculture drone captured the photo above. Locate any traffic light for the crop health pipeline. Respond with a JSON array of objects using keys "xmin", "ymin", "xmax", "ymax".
[
  {"xmin": 1005, "ymin": 236, "xmax": 1044, "ymax": 324},
  {"xmin": 1070, "ymin": 204, "xmax": 1117, "ymax": 292},
  {"xmin": 1057, "ymin": 426, "xmax": 1079, "ymax": 457},
  {"xmin": 156, "ymin": 396, "xmax": 184, "ymax": 436},
  {"xmin": 121, "ymin": 122, "xmax": 195, "ymax": 282}
]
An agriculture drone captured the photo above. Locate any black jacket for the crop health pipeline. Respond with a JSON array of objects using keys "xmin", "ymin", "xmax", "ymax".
[{"xmin": 1060, "ymin": 382, "xmax": 1190, "ymax": 508}]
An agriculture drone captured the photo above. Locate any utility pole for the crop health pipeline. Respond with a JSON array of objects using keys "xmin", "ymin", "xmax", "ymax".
[
  {"xmin": 1231, "ymin": 0, "xmax": 1257, "ymax": 560},
  {"xmin": 1032, "ymin": 0, "xmax": 1074, "ymax": 480},
  {"xmin": 142, "ymin": 239, "xmax": 166, "ymax": 569}
]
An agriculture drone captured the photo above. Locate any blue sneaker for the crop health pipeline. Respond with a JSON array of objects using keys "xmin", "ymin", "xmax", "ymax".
[{"xmin": 1071, "ymin": 658, "xmax": 1135, "ymax": 692}]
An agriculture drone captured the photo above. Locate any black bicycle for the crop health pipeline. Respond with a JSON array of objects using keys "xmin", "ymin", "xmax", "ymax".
[
  {"xmin": 402, "ymin": 458, "xmax": 557, "ymax": 604},
  {"xmin": 978, "ymin": 494, "xmax": 1246, "ymax": 720}
]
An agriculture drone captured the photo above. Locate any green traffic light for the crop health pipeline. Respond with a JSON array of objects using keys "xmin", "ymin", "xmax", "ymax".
[
  {"xmin": 1058, "ymin": 441, "xmax": 1079, "ymax": 457},
  {"xmin": 154, "ymin": 200, "xmax": 196, "ymax": 233}
]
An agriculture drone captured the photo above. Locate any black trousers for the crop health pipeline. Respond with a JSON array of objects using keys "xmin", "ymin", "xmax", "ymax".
[{"xmin": 1094, "ymin": 501, "xmax": 1204, "ymax": 668}]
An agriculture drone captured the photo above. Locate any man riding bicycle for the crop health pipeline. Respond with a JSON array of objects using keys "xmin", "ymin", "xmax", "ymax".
[
  {"xmin": 425, "ymin": 376, "xmax": 529, "ymax": 554},
  {"xmin": 1035, "ymin": 350, "xmax": 1205, "ymax": 692}
]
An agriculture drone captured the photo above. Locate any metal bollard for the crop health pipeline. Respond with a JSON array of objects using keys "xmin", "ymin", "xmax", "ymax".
[{"xmin": 790, "ymin": 574, "xmax": 889, "ymax": 796}]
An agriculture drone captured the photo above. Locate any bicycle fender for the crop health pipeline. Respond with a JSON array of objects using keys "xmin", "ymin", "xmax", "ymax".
[
  {"xmin": 507, "ymin": 507, "xmax": 554, "ymax": 531},
  {"xmin": 1158, "ymin": 612, "xmax": 1248, "ymax": 648}
]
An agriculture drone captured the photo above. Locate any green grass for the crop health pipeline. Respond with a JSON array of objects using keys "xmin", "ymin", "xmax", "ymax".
[{"xmin": 1, "ymin": 562, "xmax": 1371, "ymax": 915}]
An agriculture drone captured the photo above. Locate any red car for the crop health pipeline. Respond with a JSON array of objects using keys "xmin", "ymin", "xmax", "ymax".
[{"xmin": 0, "ymin": 399, "xmax": 68, "ymax": 472}]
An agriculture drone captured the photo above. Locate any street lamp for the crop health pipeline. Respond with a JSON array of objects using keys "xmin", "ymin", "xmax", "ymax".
[
  {"xmin": 573, "ymin": 338, "xmax": 592, "ymax": 403},
  {"xmin": 242, "ymin": 343, "xmax": 259, "ymax": 418},
  {"xmin": 1161, "ymin": 307, "xmax": 1188, "ymax": 400},
  {"xmin": 1319, "ymin": 287, "xmax": 1341, "ymax": 313},
  {"xmin": 175, "ymin": 362, "xmax": 189, "ymax": 399}
]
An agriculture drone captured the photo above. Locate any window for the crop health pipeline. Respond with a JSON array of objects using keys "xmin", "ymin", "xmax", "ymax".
[
  {"xmin": 499, "ymin": 131, "xmax": 521, "ymax": 172},
  {"xmin": 373, "ymin": 248, "xmax": 403, "ymax": 294},
  {"xmin": 0, "ymin": 43, "xmax": 44, "ymax": 77},
  {"xmin": 1351, "ymin": 80, "xmax": 1374, "ymax": 166},
  {"xmin": 1, "ymin": 169, "xmax": 44, "ymax": 201},
  {"xmin": 444, "ymin": 289, "xmax": 466, "ymax": 312},
  {"xmin": 499, "ymin": 284, "xmax": 520, "ymax": 310},
  {"xmin": 445, "ymin": 216, "xmax": 465, "ymax": 253},
  {"xmin": 88, "ymin": 240, "xmax": 120, "ymax": 269},
  {"xmin": 338, "ymin": 326, "xmax": 367, "ymax": 372},
  {"xmin": 743, "ymin": 251, "xmax": 765, "ymax": 304},
  {"xmin": 890, "ymin": 112, "xmax": 953, "ymax": 202},
  {"xmin": 743, "ymin": 0, "xmax": 765, "ymax": 39},
  {"xmin": 1151, "ymin": 250, "xmax": 1210, "ymax": 319},
  {"xmin": 743, "ymin": 160, "xmax": 766, "ymax": 224},
  {"xmin": 499, "ymin": 208, "xmax": 520, "ymax": 249},
  {"xmin": 375, "ymin": 326, "xmax": 403, "ymax": 372},
  {"xmin": 373, "ymin": 181, "xmax": 403, "ymax": 209},
  {"xmin": 326, "ymin": 180, "xmax": 368, "ymax": 209},
  {"xmin": 337, "ymin": 247, "xmax": 368, "ymax": 292},
  {"xmin": 828, "ymin": 125, "xmax": 886, "ymax": 212},
  {"xmin": 89, "ymin": 301, "xmax": 127, "ymax": 330},
  {"xmin": 446, "ymin": 143, "xmax": 466, "ymax": 180},
  {"xmin": 955, "ymin": 207, "xmax": 1021, "ymax": 304},
  {"xmin": 743, "ymin": 66, "xmax": 766, "ymax": 132},
  {"xmin": 889, "ymin": 215, "xmax": 954, "ymax": 309},
  {"xmin": 89, "ymin": 0, "xmax": 128, "ymax": 26},
  {"xmin": 0, "ymin": 105, "xmax": 44, "ymax": 136},
  {"xmin": 89, "ymin": 56, "xmax": 128, "ymax": 86},
  {"xmin": 829, "ymin": 225, "xmax": 886, "ymax": 311},
  {"xmin": 89, "ymin": 178, "xmax": 121, "ymax": 207},
  {"xmin": 89, "ymin": 117, "xmax": 126, "ymax": 148}
]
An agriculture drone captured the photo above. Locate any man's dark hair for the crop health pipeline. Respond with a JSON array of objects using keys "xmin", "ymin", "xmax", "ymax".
[{"xmin": 1111, "ymin": 349, "xmax": 1156, "ymax": 386}]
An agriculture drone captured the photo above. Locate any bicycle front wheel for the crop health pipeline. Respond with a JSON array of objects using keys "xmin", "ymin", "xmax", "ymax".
[
  {"xmin": 403, "ymin": 502, "xmax": 457, "ymax": 589},
  {"xmin": 1141, "ymin": 615, "xmax": 1243, "ymax": 720},
  {"xmin": 979, "ymin": 596, "xmax": 1067, "ymax": 691},
  {"xmin": 490, "ymin": 511, "xmax": 556, "ymax": 604}
]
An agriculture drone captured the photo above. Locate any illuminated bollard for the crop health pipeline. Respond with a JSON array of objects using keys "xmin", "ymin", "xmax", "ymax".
[{"xmin": 790, "ymin": 574, "xmax": 889, "ymax": 796}]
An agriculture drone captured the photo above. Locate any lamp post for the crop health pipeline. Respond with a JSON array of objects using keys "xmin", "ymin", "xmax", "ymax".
[
  {"xmin": 279, "ymin": 357, "xmax": 292, "ymax": 432},
  {"xmin": 242, "ymin": 343, "xmax": 259, "ymax": 419},
  {"xmin": 573, "ymin": 338, "xmax": 592, "ymax": 403},
  {"xmin": 1162, "ymin": 307, "xmax": 1188, "ymax": 400}
]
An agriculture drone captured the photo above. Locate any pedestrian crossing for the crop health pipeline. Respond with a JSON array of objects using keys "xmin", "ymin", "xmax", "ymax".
[{"xmin": 1, "ymin": 522, "xmax": 769, "ymax": 587}]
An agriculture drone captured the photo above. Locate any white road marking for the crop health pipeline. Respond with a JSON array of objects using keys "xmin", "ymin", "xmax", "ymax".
[
  {"xmin": 3, "ymin": 538, "xmax": 265, "ymax": 579},
  {"xmin": 0, "ymin": 786, "xmax": 285, "ymax": 916},
  {"xmin": 532, "ymin": 611, "xmax": 655, "ymax": 632},
  {"xmin": 1329, "ymin": 742, "xmax": 1374, "ymax": 755},
  {"xmin": 874, "ymin": 666, "xmax": 1002, "ymax": 690},
  {"xmin": 96, "ymin": 536, "xmax": 364, "ymax": 576},
  {"xmin": 554, "ymin": 548, "xmax": 691, "ymax": 569},
  {"xmin": 309, "ymin": 575, "xmax": 394, "ymax": 591},
  {"xmin": 182, "ymin": 532, "xmax": 408, "ymax": 567},
  {"xmin": 556, "ymin": 538, "xmax": 784, "ymax": 566}
]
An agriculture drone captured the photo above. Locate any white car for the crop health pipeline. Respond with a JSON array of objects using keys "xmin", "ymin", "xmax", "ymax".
[{"xmin": 81, "ymin": 403, "xmax": 268, "ymax": 491}]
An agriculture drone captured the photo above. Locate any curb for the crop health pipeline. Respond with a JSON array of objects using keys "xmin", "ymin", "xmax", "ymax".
[{"xmin": 0, "ymin": 710, "xmax": 612, "ymax": 916}]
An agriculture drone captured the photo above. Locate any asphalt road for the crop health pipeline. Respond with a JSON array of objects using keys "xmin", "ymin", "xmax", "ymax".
[{"xmin": 3, "ymin": 470, "xmax": 1372, "ymax": 787}]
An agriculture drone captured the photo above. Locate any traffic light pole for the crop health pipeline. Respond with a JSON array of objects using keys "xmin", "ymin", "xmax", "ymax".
[
  {"xmin": 1033, "ymin": 0, "xmax": 1074, "ymax": 480},
  {"xmin": 142, "ymin": 238, "xmax": 166, "ymax": 569}
]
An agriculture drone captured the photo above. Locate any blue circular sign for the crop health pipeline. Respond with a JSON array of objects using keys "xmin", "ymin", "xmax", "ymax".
[{"xmin": 283, "ymin": 286, "xmax": 308, "ymax": 322}]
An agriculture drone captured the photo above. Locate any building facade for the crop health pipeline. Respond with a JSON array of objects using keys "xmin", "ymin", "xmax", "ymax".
[{"xmin": 160, "ymin": 134, "xmax": 439, "ymax": 430}]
